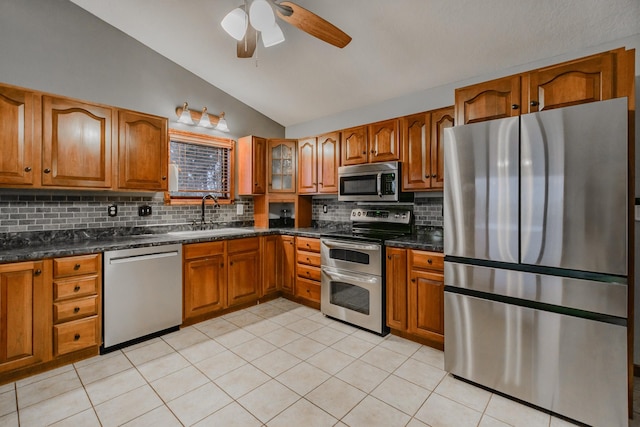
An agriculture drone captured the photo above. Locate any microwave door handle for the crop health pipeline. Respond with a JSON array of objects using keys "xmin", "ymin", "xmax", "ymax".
[
  {"xmin": 377, "ymin": 173, "xmax": 383, "ymax": 198},
  {"xmin": 324, "ymin": 269, "xmax": 378, "ymax": 284},
  {"xmin": 322, "ymin": 239, "xmax": 380, "ymax": 251}
]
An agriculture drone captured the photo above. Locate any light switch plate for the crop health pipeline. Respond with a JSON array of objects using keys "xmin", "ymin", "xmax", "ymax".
[{"xmin": 236, "ymin": 204, "xmax": 244, "ymax": 215}]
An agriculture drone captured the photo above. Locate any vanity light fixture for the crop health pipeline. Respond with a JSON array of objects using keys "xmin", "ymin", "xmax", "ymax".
[{"xmin": 175, "ymin": 102, "xmax": 230, "ymax": 132}]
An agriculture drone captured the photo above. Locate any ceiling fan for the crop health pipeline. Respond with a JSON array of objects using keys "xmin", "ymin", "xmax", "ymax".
[{"xmin": 221, "ymin": 0, "xmax": 352, "ymax": 58}]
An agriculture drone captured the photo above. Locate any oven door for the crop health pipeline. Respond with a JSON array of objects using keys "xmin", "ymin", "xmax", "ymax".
[
  {"xmin": 320, "ymin": 238, "xmax": 381, "ymax": 275},
  {"xmin": 321, "ymin": 266, "xmax": 384, "ymax": 334}
]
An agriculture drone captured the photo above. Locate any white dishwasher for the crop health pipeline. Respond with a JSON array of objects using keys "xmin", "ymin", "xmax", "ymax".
[{"xmin": 103, "ymin": 244, "xmax": 182, "ymax": 352}]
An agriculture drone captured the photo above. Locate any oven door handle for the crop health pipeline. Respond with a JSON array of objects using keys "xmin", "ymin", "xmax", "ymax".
[
  {"xmin": 323, "ymin": 269, "xmax": 379, "ymax": 284},
  {"xmin": 321, "ymin": 239, "xmax": 380, "ymax": 251}
]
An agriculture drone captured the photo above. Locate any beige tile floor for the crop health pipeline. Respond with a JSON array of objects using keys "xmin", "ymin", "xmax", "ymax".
[{"xmin": 0, "ymin": 297, "xmax": 631, "ymax": 426}]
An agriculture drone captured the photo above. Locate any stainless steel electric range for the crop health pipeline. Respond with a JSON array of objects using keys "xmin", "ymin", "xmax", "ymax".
[{"xmin": 320, "ymin": 208, "xmax": 412, "ymax": 335}]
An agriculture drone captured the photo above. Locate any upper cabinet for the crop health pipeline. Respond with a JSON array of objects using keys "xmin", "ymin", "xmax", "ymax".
[
  {"xmin": 42, "ymin": 96, "xmax": 114, "ymax": 188},
  {"xmin": 297, "ymin": 137, "xmax": 317, "ymax": 194},
  {"xmin": 268, "ymin": 139, "xmax": 296, "ymax": 193},
  {"xmin": 455, "ymin": 48, "xmax": 634, "ymax": 125},
  {"xmin": 238, "ymin": 135, "xmax": 267, "ymax": 195},
  {"xmin": 317, "ymin": 132, "xmax": 340, "ymax": 194},
  {"xmin": 340, "ymin": 126, "xmax": 368, "ymax": 166},
  {"xmin": 0, "ymin": 85, "xmax": 39, "ymax": 186},
  {"xmin": 402, "ymin": 107, "xmax": 453, "ymax": 191},
  {"xmin": 117, "ymin": 110, "xmax": 168, "ymax": 191},
  {"xmin": 368, "ymin": 119, "xmax": 401, "ymax": 163}
]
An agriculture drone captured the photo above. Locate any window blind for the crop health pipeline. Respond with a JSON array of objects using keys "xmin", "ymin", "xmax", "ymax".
[{"xmin": 169, "ymin": 140, "xmax": 231, "ymax": 199}]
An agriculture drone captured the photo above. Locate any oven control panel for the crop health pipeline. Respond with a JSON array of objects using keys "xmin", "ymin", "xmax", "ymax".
[{"xmin": 350, "ymin": 208, "xmax": 412, "ymax": 224}]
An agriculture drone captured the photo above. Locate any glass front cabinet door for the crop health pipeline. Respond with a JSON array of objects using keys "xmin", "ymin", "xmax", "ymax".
[{"xmin": 268, "ymin": 139, "xmax": 297, "ymax": 193}]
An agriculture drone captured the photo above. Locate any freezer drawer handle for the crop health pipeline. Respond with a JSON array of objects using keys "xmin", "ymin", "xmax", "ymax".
[{"xmin": 109, "ymin": 251, "xmax": 179, "ymax": 264}]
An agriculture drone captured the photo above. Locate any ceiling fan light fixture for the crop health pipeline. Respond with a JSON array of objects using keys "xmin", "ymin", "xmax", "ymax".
[
  {"xmin": 261, "ymin": 22, "xmax": 285, "ymax": 47},
  {"xmin": 221, "ymin": 7, "xmax": 248, "ymax": 41},
  {"xmin": 249, "ymin": 0, "xmax": 275, "ymax": 32},
  {"xmin": 177, "ymin": 102, "xmax": 195, "ymax": 125},
  {"xmin": 215, "ymin": 112, "xmax": 229, "ymax": 132}
]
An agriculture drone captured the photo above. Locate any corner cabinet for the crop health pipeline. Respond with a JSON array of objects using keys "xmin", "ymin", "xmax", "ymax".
[
  {"xmin": 0, "ymin": 260, "xmax": 50, "ymax": 375},
  {"xmin": 238, "ymin": 136, "xmax": 267, "ymax": 195},
  {"xmin": 0, "ymin": 85, "xmax": 39, "ymax": 186},
  {"xmin": 42, "ymin": 95, "xmax": 114, "ymax": 188},
  {"xmin": 117, "ymin": 110, "xmax": 168, "ymax": 191},
  {"xmin": 268, "ymin": 139, "xmax": 297, "ymax": 193}
]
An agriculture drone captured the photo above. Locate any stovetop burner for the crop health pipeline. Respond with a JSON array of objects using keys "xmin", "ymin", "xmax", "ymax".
[{"xmin": 321, "ymin": 208, "xmax": 413, "ymax": 243}]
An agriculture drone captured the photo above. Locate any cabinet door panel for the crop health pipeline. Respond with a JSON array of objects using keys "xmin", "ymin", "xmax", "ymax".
[
  {"xmin": 42, "ymin": 96, "xmax": 113, "ymax": 188},
  {"xmin": 184, "ymin": 254, "xmax": 226, "ymax": 319},
  {"xmin": 317, "ymin": 132, "xmax": 340, "ymax": 193},
  {"xmin": 386, "ymin": 247, "xmax": 407, "ymax": 330},
  {"xmin": 430, "ymin": 107, "xmax": 454, "ymax": 189},
  {"xmin": 228, "ymin": 247, "xmax": 261, "ymax": 307},
  {"xmin": 341, "ymin": 126, "xmax": 368, "ymax": 165},
  {"xmin": 268, "ymin": 139, "xmax": 297, "ymax": 193},
  {"xmin": 297, "ymin": 138, "xmax": 317, "ymax": 194},
  {"xmin": 118, "ymin": 110, "xmax": 168, "ymax": 190},
  {"xmin": 455, "ymin": 76, "xmax": 521, "ymax": 125},
  {"xmin": 280, "ymin": 236, "xmax": 295, "ymax": 294},
  {"xmin": 402, "ymin": 113, "xmax": 430, "ymax": 191},
  {"xmin": 409, "ymin": 270, "xmax": 444, "ymax": 339},
  {"xmin": 369, "ymin": 119, "xmax": 400, "ymax": 162},
  {"xmin": 0, "ymin": 86, "xmax": 37, "ymax": 185},
  {"xmin": 528, "ymin": 52, "xmax": 614, "ymax": 112},
  {"xmin": 262, "ymin": 236, "xmax": 279, "ymax": 295}
]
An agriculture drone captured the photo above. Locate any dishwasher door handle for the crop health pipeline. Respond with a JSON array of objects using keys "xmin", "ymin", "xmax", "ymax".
[{"xmin": 109, "ymin": 251, "xmax": 180, "ymax": 264}]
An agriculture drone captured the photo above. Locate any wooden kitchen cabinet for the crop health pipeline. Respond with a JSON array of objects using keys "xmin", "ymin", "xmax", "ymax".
[
  {"xmin": 52, "ymin": 254, "xmax": 101, "ymax": 357},
  {"xmin": 183, "ymin": 241, "xmax": 227, "ymax": 321},
  {"xmin": 429, "ymin": 107, "xmax": 453, "ymax": 189},
  {"xmin": 295, "ymin": 236, "xmax": 321, "ymax": 306},
  {"xmin": 455, "ymin": 75, "xmax": 521, "ymax": 125},
  {"xmin": 262, "ymin": 235, "xmax": 280, "ymax": 296},
  {"xmin": 0, "ymin": 84, "xmax": 39, "ymax": 186},
  {"xmin": 117, "ymin": 110, "xmax": 168, "ymax": 191},
  {"xmin": 297, "ymin": 137, "xmax": 317, "ymax": 194},
  {"xmin": 227, "ymin": 237, "xmax": 262, "ymax": 307},
  {"xmin": 386, "ymin": 247, "xmax": 407, "ymax": 330},
  {"xmin": 42, "ymin": 95, "xmax": 114, "ymax": 188},
  {"xmin": 0, "ymin": 260, "xmax": 51, "ymax": 376},
  {"xmin": 341, "ymin": 125, "xmax": 368, "ymax": 166},
  {"xmin": 268, "ymin": 139, "xmax": 296, "ymax": 193},
  {"xmin": 317, "ymin": 132, "xmax": 340, "ymax": 193},
  {"xmin": 238, "ymin": 135, "xmax": 267, "ymax": 195},
  {"xmin": 368, "ymin": 119, "xmax": 401, "ymax": 162},
  {"xmin": 280, "ymin": 235, "xmax": 296, "ymax": 294}
]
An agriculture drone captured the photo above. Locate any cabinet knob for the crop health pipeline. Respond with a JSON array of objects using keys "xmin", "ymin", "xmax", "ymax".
[
  {"xmin": 230, "ymin": 261, "xmax": 233, "ymax": 266},
  {"xmin": 254, "ymin": 183, "xmax": 259, "ymax": 186},
  {"xmin": 74, "ymin": 263, "xmax": 81, "ymax": 270},
  {"xmin": 220, "ymin": 263, "xmax": 224, "ymax": 268},
  {"xmin": 411, "ymin": 278, "xmax": 416, "ymax": 283},
  {"xmin": 530, "ymin": 100, "xmax": 539, "ymax": 107},
  {"xmin": 318, "ymin": 182, "xmax": 322, "ymax": 185},
  {"xmin": 431, "ymin": 174, "xmax": 436, "ymax": 178},
  {"xmin": 511, "ymin": 104, "xmax": 519, "ymax": 110},
  {"xmin": 427, "ymin": 259, "xmax": 433, "ymax": 264},
  {"xmin": 387, "ymin": 255, "xmax": 392, "ymax": 260},
  {"xmin": 24, "ymin": 166, "xmax": 32, "ymax": 172},
  {"xmin": 34, "ymin": 269, "xmax": 42, "ymax": 276},
  {"xmin": 362, "ymin": 151, "xmax": 366, "ymax": 155},
  {"xmin": 74, "ymin": 285, "xmax": 81, "ymax": 292},
  {"xmin": 74, "ymin": 333, "xmax": 81, "ymax": 341},
  {"xmin": 162, "ymin": 176, "xmax": 167, "ymax": 180},
  {"xmin": 44, "ymin": 168, "xmax": 51, "ymax": 174},
  {"xmin": 74, "ymin": 307, "xmax": 80, "ymax": 313}
]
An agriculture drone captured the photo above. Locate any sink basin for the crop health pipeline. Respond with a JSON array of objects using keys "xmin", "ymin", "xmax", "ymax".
[{"xmin": 167, "ymin": 228, "xmax": 250, "ymax": 239}]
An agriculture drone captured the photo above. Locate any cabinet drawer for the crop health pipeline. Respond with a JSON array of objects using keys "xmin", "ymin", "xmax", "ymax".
[
  {"xmin": 54, "ymin": 296, "xmax": 99, "ymax": 323},
  {"xmin": 296, "ymin": 237, "xmax": 320, "ymax": 253},
  {"xmin": 53, "ymin": 254, "xmax": 101, "ymax": 278},
  {"xmin": 295, "ymin": 277, "xmax": 321, "ymax": 302},
  {"xmin": 54, "ymin": 275, "xmax": 99, "ymax": 301},
  {"xmin": 410, "ymin": 250, "xmax": 444, "ymax": 272},
  {"xmin": 184, "ymin": 241, "xmax": 225, "ymax": 260},
  {"xmin": 228, "ymin": 237, "xmax": 260, "ymax": 254},
  {"xmin": 297, "ymin": 264, "xmax": 321, "ymax": 282},
  {"xmin": 54, "ymin": 316, "xmax": 99, "ymax": 356},
  {"xmin": 297, "ymin": 251, "xmax": 321, "ymax": 267}
]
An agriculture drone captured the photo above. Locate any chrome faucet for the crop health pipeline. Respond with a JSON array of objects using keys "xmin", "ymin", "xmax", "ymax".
[{"xmin": 201, "ymin": 194, "xmax": 220, "ymax": 228}]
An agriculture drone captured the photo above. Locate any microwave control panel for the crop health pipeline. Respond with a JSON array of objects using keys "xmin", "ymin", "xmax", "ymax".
[{"xmin": 381, "ymin": 173, "xmax": 396, "ymax": 195}]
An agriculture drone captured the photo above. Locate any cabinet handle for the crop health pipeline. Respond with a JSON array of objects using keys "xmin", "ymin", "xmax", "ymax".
[
  {"xmin": 162, "ymin": 176, "xmax": 167, "ymax": 180},
  {"xmin": 74, "ymin": 285, "xmax": 81, "ymax": 292},
  {"xmin": 74, "ymin": 263, "xmax": 81, "ymax": 270},
  {"xmin": 24, "ymin": 166, "xmax": 32, "ymax": 172},
  {"xmin": 427, "ymin": 259, "xmax": 433, "ymax": 264},
  {"xmin": 44, "ymin": 168, "xmax": 51, "ymax": 174},
  {"xmin": 34, "ymin": 269, "xmax": 42, "ymax": 276},
  {"xmin": 74, "ymin": 307, "xmax": 80, "ymax": 313},
  {"xmin": 74, "ymin": 333, "xmax": 81, "ymax": 341},
  {"xmin": 318, "ymin": 182, "xmax": 322, "ymax": 185},
  {"xmin": 387, "ymin": 255, "xmax": 391, "ymax": 259},
  {"xmin": 530, "ymin": 100, "xmax": 539, "ymax": 107},
  {"xmin": 411, "ymin": 278, "xmax": 416, "ymax": 283},
  {"xmin": 511, "ymin": 104, "xmax": 519, "ymax": 110}
]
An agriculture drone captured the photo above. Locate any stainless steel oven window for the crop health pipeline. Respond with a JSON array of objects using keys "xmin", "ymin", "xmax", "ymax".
[
  {"xmin": 329, "ymin": 248, "xmax": 370, "ymax": 264},
  {"xmin": 329, "ymin": 281, "xmax": 371, "ymax": 315}
]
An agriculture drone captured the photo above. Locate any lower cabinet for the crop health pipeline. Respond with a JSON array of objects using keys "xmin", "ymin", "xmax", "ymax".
[
  {"xmin": 183, "ymin": 241, "xmax": 227, "ymax": 320},
  {"xmin": 280, "ymin": 236, "xmax": 296, "ymax": 294},
  {"xmin": 295, "ymin": 237, "xmax": 321, "ymax": 305},
  {"xmin": 386, "ymin": 247, "xmax": 444, "ymax": 349},
  {"xmin": 227, "ymin": 237, "xmax": 262, "ymax": 307},
  {"xmin": 0, "ymin": 260, "xmax": 50, "ymax": 375}
]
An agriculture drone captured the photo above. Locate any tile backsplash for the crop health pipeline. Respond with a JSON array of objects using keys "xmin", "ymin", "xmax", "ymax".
[{"xmin": 0, "ymin": 192, "xmax": 443, "ymax": 233}]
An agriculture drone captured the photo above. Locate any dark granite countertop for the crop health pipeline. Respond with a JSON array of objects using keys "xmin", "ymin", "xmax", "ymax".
[{"xmin": 0, "ymin": 224, "xmax": 440, "ymax": 263}]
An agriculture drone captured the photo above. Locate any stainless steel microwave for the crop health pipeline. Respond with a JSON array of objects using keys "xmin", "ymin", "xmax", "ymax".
[{"xmin": 338, "ymin": 161, "xmax": 413, "ymax": 202}]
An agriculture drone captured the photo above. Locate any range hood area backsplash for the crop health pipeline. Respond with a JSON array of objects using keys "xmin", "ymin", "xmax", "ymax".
[{"xmin": 0, "ymin": 193, "xmax": 443, "ymax": 234}]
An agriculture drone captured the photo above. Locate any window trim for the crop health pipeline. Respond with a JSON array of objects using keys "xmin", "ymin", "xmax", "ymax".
[{"xmin": 164, "ymin": 129, "xmax": 235, "ymax": 205}]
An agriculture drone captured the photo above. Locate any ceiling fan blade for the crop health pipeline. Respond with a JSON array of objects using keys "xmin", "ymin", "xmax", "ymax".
[
  {"xmin": 237, "ymin": 23, "xmax": 257, "ymax": 58},
  {"xmin": 275, "ymin": 1, "xmax": 351, "ymax": 48}
]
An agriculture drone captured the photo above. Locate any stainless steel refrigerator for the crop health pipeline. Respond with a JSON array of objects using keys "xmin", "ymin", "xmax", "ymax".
[{"xmin": 443, "ymin": 97, "xmax": 629, "ymax": 427}]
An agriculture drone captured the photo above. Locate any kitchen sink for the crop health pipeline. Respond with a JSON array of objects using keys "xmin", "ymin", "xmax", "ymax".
[{"xmin": 167, "ymin": 228, "xmax": 250, "ymax": 238}]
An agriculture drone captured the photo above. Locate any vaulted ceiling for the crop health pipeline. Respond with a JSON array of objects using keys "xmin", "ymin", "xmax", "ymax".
[{"xmin": 70, "ymin": 0, "xmax": 640, "ymax": 128}]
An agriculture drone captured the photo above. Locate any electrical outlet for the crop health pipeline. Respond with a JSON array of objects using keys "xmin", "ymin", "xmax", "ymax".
[
  {"xmin": 323, "ymin": 204, "xmax": 328, "ymax": 214},
  {"xmin": 107, "ymin": 204, "xmax": 118, "ymax": 217},
  {"xmin": 138, "ymin": 205, "xmax": 152, "ymax": 216}
]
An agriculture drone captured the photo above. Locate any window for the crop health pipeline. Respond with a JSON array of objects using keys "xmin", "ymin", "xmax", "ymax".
[{"xmin": 165, "ymin": 129, "xmax": 235, "ymax": 204}]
